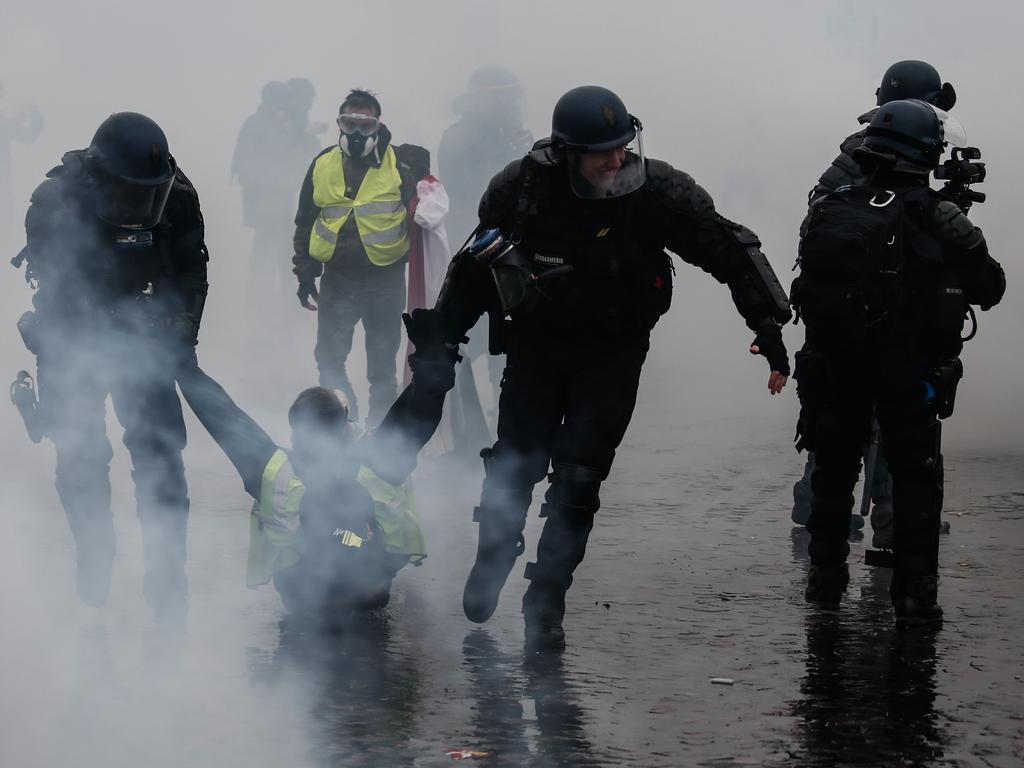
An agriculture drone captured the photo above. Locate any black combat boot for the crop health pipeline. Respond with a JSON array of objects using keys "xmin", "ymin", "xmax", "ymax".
[
  {"xmin": 522, "ymin": 573, "xmax": 569, "ymax": 652},
  {"xmin": 805, "ymin": 492, "xmax": 854, "ymax": 610},
  {"xmin": 463, "ymin": 458, "xmax": 533, "ymax": 623},
  {"xmin": 804, "ymin": 563, "xmax": 850, "ymax": 610},
  {"xmin": 521, "ymin": 474, "xmax": 598, "ymax": 652},
  {"xmin": 892, "ymin": 572, "xmax": 943, "ymax": 627},
  {"xmin": 463, "ymin": 520, "xmax": 527, "ymax": 623}
]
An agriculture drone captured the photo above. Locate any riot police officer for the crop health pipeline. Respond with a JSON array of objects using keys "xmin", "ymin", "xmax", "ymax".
[
  {"xmin": 793, "ymin": 60, "xmax": 961, "ymax": 546},
  {"xmin": 792, "ymin": 99, "xmax": 1005, "ymax": 625},
  {"xmin": 12, "ymin": 112, "xmax": 209, "ymax": 611},
  {"xmin": 436, "ymin": 86, "xmax": 793, "ymax": 649}
]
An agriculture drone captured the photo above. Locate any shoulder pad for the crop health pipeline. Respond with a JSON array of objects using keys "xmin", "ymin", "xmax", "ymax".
[
  {"xmin": 838, "ymin": 129, "xmax": 866, "ymax": 156},
  {"xmin": 54, "ymin": 149, "xmax": 88, "ymax": 178},
  {"xmin": 29, "ymin": 175, "xmax": 64, "ymax": 207},
  {"xmin": 931, "ymin": 198, "xmax": 984, "ymax": 249},
  {"xmin": 644, "ymin": 159, "xmax": 715, "ymax": 218},
  {"xmin": 524, "ymin": 137, "xmax": 558, "ymax": 166},
  {"xmin": 478, "ymin": 158, "xmax": 526, "ymax": 226}
]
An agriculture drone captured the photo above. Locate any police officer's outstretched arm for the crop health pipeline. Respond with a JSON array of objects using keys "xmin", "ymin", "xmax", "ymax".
[{"xmin": 646, "ymin": 161, "xmax": 792, "ymax": 393}]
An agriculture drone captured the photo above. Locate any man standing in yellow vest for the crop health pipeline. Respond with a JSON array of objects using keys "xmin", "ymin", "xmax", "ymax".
[{"xmin": 293, "ymin": 89, "xmax": 430, "ymax": 426}]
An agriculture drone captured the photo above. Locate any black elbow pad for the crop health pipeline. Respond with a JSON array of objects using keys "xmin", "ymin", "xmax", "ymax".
[{"xmin": 720, "ymin": 217, "xmax": 792, "ymax": 324}]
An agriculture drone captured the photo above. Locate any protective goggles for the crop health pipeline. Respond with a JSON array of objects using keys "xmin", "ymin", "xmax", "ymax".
[{"xmin": 337, "ymin": 112, "xmax": 380, "ymax": 136}]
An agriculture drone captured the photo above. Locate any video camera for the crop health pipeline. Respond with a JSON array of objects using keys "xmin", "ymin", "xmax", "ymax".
[{"xmin": 934, "ymin": 146, "xmax": 986, "ymax": 210}]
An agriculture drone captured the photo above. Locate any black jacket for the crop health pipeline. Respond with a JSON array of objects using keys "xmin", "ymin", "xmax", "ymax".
[
  {"xmin": 437, "ymin": 147, "xmax": 790, "ymax": 344},
  {"xmin": 799, "ymin": 183, "xmax": 1005, "ymax": 359},
  {"xmin": 17, "ymin": 150, "xmax": 209, "ymax": 346},
  {"xmin": 291, "ymin": 126, "xmax": 429, "ymax": 284}
]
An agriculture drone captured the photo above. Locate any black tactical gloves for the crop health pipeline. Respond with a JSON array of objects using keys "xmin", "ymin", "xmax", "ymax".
[
  {"xmin": 402, "ymin": 308, "xmax": 464, "ymax": 394},
  {"xmin": 297, "ymin": 281, "xmax": 319, "ymax": 311},
  {"xmin": 753, "ymin": 321, "xmax": 790, "ymax": 376}
]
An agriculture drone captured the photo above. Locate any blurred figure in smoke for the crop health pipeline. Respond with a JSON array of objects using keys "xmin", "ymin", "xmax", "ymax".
[
  {"xmin": 11, "ymin": 113, "xmax": 209, "ymax": 612},
  {"xmin": 176, "ymin": 309, "xmax": 456, "ymax": 616},
  {"xmin": 233, "ymin": 79, "xmax": 322, "ymax": 302},
  {"xmin": 435, "ymin": 86, "xmax": 793, "ymax": 650},
  {"xmin": 439, "ymin": 66, "xmax": 533, "ymax": 442},
  {"xmin": 792, "ymin": 100, "xmax": 1005, "ymax": 624},
  {"xmin": 293, "ymin": 89, "xmax": 431, "ymax": 427},
  {"xmin": 0, "ymin": 81, "xmax": 43, "ymax": 245},
  {"xmin": 793, "ymin": 61, "xmax": 961, "ymax": 548}
]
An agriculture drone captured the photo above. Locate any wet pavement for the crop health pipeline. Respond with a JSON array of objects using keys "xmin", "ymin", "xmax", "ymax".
[{"xmin": 3, "ymin": 409, "xmax": 1023, "ymax": 767}]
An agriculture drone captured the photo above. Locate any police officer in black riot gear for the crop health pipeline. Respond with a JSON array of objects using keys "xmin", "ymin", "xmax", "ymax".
[
  {"xmin": 12, "ymin": 112, "xmax": 209, "ymax": 611},
  {"xmin": 804, "ymin": 60, "xmax": 958, "ymax": 224},
  {"xmin": 794, "ymin": 60, "xmax": 961, "ymax": 545},
  {"xmin": 792, "ymin": 99, "xmax": 1005, "ymax": 625},
  {"xmin": 435, "ymin": 86, "xmax": 792, "ymax": 650}
]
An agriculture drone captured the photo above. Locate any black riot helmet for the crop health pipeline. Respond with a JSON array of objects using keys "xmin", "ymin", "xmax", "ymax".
[
  {"xmin": 84, "ymin": 112, "xmax": 176, "ymax": 229},
  {"xmin": 860, "ymin": 99, "xmax": 966, "ymax": 174},
  {"xmin": 877, "ymin": 60, "xmax": 957, "ymax": 111},
  {"xmin": 550, "ymin": 85, "xmax": 646, "ymax": 200}
]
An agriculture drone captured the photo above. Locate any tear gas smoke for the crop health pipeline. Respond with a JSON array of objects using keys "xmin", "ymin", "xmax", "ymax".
[{"xmin": 0, "ymin": 2, "xmax": 1021, "ymax": 766}]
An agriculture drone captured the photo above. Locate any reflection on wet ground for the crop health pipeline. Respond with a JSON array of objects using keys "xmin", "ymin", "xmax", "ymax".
[{"xmin": 4, "ymin": 413, "xmax": 1023, "ymax": 766}]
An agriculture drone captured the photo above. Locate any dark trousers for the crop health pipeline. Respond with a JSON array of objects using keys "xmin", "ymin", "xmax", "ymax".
[
  {"xmin": 37, "ymin": 335, "xmax": 189, "ymax": 599},
  {"xmin": 481, "ymin": 336, "xmax": 650, "ymax": 612},
  {"xmin": 796, "ymin": 342, "xmax": 943, "ymax": 573},
  {"xmin": 315, "ymin": 264, "xmax": 406, "ymax": 426}
]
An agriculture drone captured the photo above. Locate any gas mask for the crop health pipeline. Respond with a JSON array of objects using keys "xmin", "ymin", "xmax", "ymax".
[{"xmin": 337, "ymin": 112, "xmax": 379, "ymax": 159}]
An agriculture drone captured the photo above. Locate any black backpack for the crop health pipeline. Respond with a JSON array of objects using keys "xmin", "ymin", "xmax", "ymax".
[{"xmin": 792, "ymin": 185, "xmax": 905, "ymax": 333}]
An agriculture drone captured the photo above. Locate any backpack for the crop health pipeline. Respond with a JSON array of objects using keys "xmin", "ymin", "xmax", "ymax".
[{"xmin": 792, "ymin": 185, "xmax": 905, "ymax": 333}]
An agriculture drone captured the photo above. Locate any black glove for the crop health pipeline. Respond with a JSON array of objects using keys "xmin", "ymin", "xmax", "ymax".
[
  {"xmin": 752, "ymin": 322, "xmax": 790, "ymax": 376},
  {"xmin": 297, "ymin": 281, "xmax": 319, "ymax": 311},
  {"xmin": 402, "ymin": 309, "xmax": 463, "ymax": 394}
]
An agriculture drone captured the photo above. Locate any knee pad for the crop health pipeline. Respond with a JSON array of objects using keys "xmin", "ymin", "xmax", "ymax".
[{"xmin": 543, "ymin": 463, "xmax": 603, "ymax": 516}]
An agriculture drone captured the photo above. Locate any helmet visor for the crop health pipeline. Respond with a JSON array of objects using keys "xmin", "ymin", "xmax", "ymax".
[
  {"xmin": 94, "ymin": 176, "xmax": 174, "ymax": 229},
  {"xmin": 566, "ymin": 134, "xmax": 646, "ymax": 200},
  {"xmin": 930, "ymin": 105, "xmax": 968, "ymax": 149},
  {"xmin": 337, "ymin": 112, "xmax": 380, "ymax": 136}
]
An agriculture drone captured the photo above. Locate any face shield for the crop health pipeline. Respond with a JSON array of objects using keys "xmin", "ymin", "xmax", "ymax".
[
  {"xmin": 93, "ymin": 171, "xmax": 175, "ymax": 230},
  {"xmin": 930, "ymin": 105, "xmax": 968, "ymax": 151},
  {"xmin": 565, "ymin": 125, "xmax": 646, "ymax": 200}
]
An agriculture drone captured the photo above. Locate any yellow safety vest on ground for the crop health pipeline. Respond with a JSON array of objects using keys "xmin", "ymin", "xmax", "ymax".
[
  {"xmin": 308, "ymin": 145, "xmax": 410, "ymax": 266},
  {"xmin": 247, "ymin": 449, "xmax": 427, "ymax": 586},
  {"xmin": 247, "ymin": 449, "xmax": 305, "ymax": 587},
  {"xmin": 357, "ymin": 466, "xmax": 427, "ymax": 564}
]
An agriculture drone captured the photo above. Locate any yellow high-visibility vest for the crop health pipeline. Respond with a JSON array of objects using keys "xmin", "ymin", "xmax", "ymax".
[
  {"xmin": 308, "ymin": 145, "xmax": 410, "ymax": 266},
  {"xmin": 357, "ymin": 466, "xmax": 427, "ymax": 564},
  {"xmin": 246, "ymin": 450, "xmax": 427, "ymax": 587},
  {"xmin": 247, "ymin": 449, "xmax": 305, "ymax": 587}
]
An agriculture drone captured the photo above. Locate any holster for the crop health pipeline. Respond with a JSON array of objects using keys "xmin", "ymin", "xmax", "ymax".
[
  {"xmin": 17, "ymin": 311, "xmax": 42, "ymax": 355},
  {"xmin": 488, "ymin": 310, "xmax": 509, "ymax": 356},
  {"xmin": 10, "ymin": 370, "xmax": 44, "ymax": 443},
  {"xmin": 928, "ymin": 358, "xmax": 963, "ymax": 420}
]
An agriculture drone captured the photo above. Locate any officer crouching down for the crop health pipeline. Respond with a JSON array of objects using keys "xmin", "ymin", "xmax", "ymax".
[
  {"xmin": 176, "ymin": 309, "xmax": 455, "ymax": 615},
  {"xmin": 12, "ymin": 113, "xmax": 208, "ymax": 612},
  {"xmin": 792, "ymin": 99, "xmax": 1005, "ymax": 625},
  {"xmin": 435, "ymin": 86, "xmax": 793, "ymax": 650}
]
